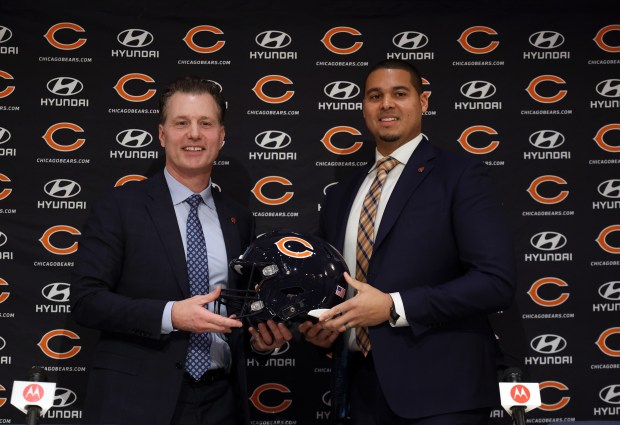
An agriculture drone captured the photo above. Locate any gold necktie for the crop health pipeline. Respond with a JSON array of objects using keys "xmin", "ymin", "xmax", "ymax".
[{"xmin": 355, "ymin": 156, "xmax": 399, "ymax": 355}]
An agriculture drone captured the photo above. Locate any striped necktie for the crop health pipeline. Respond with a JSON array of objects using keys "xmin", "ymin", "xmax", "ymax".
[
  {"xmin": 184, "ymin": 194, "xmax": 212, "ymax": 379},
  {"xmin": 355, "ymin": 156, "xmax": 399, "ymax": 355}
]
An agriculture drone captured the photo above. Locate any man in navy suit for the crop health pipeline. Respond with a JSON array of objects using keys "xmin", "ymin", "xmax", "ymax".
[
  {"xmin": 71, "ymin": 77, "xmax": 292, "ymax": 425},
  {"xmin": 299, "ymin": 60, "xmax": 516, "ymax": 424}
]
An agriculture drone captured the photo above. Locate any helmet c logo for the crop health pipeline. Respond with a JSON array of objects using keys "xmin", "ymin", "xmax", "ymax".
[
  {"xmin": 596, "ymin": 225, "xmax": 620, "ymax": 254},
  {"xmin": 594, "ymin": 25, "xmax": 620, "ymax": 53},
  {"xmin": 275, "ymin": 237, "xmax": 314, "ymax": 259},
  {"xmin": 321, "ymin": 126, "xmax": 363, "ymax": 155},
  {"xmin": 43, "ymin": 122, "xmax": 85, "ymax": 152},
  {"xmin": 457, "ymin": 125, "xmax": 499, "ymax": 154},
  {"xmin": 526, "ymin": 175, "xmax": 569, "ymax": 204},
  {"xmin": 321, "ymin": 26, "xmax": 363, "ymax": 55},
  {"xmin": 595, "ymin": 327, "xmax": 620, "ymax": 357},
  {"xmin": 113, "ymin": 73, "xmax": 156, "ymax": 102},
  {"xmin": 527, "ymin": 277, "xmax": 570, "ymax": 307},
  {"xmin": 251, "ymin": 176, "xmax": 294, "ymax": 205},
  {"xmin": 249, "ymin": 383, "xmax": 292, "ymax": 414},
  {"xmin": 526, "ymin": 75, "xmax": 567, "ymax": 103},
  {"xmin": 594, "ymin": 124, "xmax": 620, "ymax": 153},
  {"xmin": 0, "ymin": 70, "xmax": 15, "ymax": 98},
  {"xmin": 44, "ymin": 22, "xmax": 87, "ymax": 50},
  {"xmin": 39, "ymin": 225, "xmax": 80, "ymax": 255},
  {"xmin": 252, "ymin": 75, "xmax": 294, "ymax": 104},
  {"xmin": 37, "ymin": 329, "xmax": 81, "ymax": 359},
  {"xmin": 183, "ymin": 25, "xmax": 225, "ymax": 53},
  {"xmin": 539, "ymin": 381, "xmax": 570, "ymax": 411},
  {"xmin": 457, "ymin": 26, "xmax": 499, "ymax": 54}
]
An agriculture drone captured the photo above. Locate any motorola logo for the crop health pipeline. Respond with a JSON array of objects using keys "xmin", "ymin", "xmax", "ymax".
[
  {"xmin": 116, "ymin": 129, "xmax": 153, "ymax": 148},
  {"xmin": 42, "ymin": 283, "xmax": 71, "ymax": 303},
  {"xmin": 53, "ymin": 387, "xmax": 78, "ymax": 407},
  {"xmin": 598, "ymin": 179, "xmax": 620, "ymax": 199},
  {"xmin": 44, "ymin": 179, "xmax": 81, "ymax": 199},
  {"xmin": 530, "ymin": 231, "xmax": 567, "ymax": 251},
  {"xmin": 47, "ymin": 77, "xmax": 84, "ymax": 96},
  {"xmin": 599, "ymin": 281, "xmax": 620, "ymax": 301},
  {"xmin": 392, "ymin": 31, "xmax": 429, "ymax": 50},
  {"xmin": 530, "ymin": 334, "xmax": 567, "ymax": 354},
  {"xmin": 255, "ymin": 131, "xmax": 292, "ymax": 150},
  {"xmin": 529, "ymin": 130, "xmax": 565, "ymax": 149},
  {"xmin": 599, "ymin": 385, "xmax": 620, "ymax": 404},
  {"xmin": 117, "ymin": 29, "xmax": 154, "ymax": 48},
  {"xmin": 255, "ymin": 31, "xmax": 292, "ymax": 49},
  {"xmin": 0, "ymin": 232, "xmax": 7, "ymax": 247},
  {"xmin": 460, "ymin": 81, "xmax": 496, "ymax": 99},
  {"xmin": 0, "ymin": 127, "xmax": 11, "ymax": 145},
  {"xmin": 324, "ymin": 81, "xmax": 360, "ymax": 100},
  {"xmin": 596, "ymin": 79, "xmax": 620, "ymax": 98},
  {"xmin": 0, "ymin": 26, "xmax": 12, "ymax": 43},
  {"xmin": 529, "ymin": 31, "xmax": 565, "ymax": 49}
]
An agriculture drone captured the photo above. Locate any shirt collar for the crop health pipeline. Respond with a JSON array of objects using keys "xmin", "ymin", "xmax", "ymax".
[
  {"xmin": 370, "ymin": 133, "xmax": 425, "ymax": 173},
  {"xmin": 164, "ymin": 168, "xmax": 215, "ymax": 210}
]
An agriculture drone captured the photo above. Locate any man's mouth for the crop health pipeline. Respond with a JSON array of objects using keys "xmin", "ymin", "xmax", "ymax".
[{"xmin": 183, "ymin": 146, "xmax": 204, "ymax": 151}]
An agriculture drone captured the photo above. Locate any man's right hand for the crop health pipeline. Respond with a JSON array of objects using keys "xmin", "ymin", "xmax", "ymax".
[
  {"xmin": 298, "ymin": 320, "xmax": 339, "ymax": 349},
  {"xmin": 171, "ymin": 286, "xmax": 242, "ymax": 333}
]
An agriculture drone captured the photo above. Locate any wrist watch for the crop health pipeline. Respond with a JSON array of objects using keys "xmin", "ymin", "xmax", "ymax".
[{"xmin": 389, "ymin": 300, "xmax": 400, "ymax": 325}]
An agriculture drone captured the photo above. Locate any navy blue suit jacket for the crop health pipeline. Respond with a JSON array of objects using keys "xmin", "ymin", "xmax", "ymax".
[
  {"xmin": 319, "ymin": 139, "xmax": 516, "ymax": 419},
  {"xmin": 71, "ymin": 170, "xmax": 254, "ymax": 425}
]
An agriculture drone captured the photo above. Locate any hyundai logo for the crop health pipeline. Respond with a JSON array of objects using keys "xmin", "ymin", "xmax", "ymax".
[
  {"xmin": 255, "ymin": 30, "xmax": 292, "ymax": 49},
  {"xmin": 44, "ymin": 179, "xmax": 81, "ymax": 199},
  {"xmin": 255, "ymin": 131, "xmax": 292, "ymax": 150},
  {"xmin": 116, "ymin": 129, "xmax": 153, "ymax": 148},
  {"xmin": 598, "ymin": 179, "xmax": 620, "ymax": 199},
  {"xmin": 324, "ymin": 81, "xmax": 360, "ymax": 100},
  {"xmin": 47, "ymin": 77, "xmax": 83, "ymax": 96},
  {"xmin": 530, "ymin": 334, "xmax": 567, "ymax": 354},
  {"xmin": 460, "ymin": 81, "xmax": 496, "ymax": 99},
  {"xmin": 0, "ymin": 127, "xmax": 11, "ymax": 145},
  {"xmin": 0, "ymin": 232, "xmax": 7, "ymax": 247},
  {"xmin": 392, "ymin": 31, "xmax": 429, "ymax": 50},
  {"xmin": 599, "ymin": 385, "xmax": 620, "ymax": 404},
  {"xmin": 529, "ymin": 130, "xmax": 565, "ymax": 149},
  {"xmin": 0, "ymin": 26, "xmax": 12, "ymax": 44},
  {"xmin": 529, "ymin": 31, "xmax": 565, "ymax": 49},
  {"xmin": 53, "ymin": 388, "xmax": 78, "ymax": 407},
  {"xmin": 117, "ymin": 29, "xmax": 154, "ymax": 48},
  {"xmin": 530, "ymin": 231, "xmax": 567, "ymax": 251},
  {"xmin": 0, "ymin": 336, "xmax": 6, "ymax": 351},
  {"xmin": 599, "ymin": 281, "xmax": 620, "ymax": 301},
  {"xmin": 42, "ymin": 283, "xmax": 71, "ymax": 303},
  {"xmin": 596, "ymin": 79, "xmax": 620, "ymax": 98}
]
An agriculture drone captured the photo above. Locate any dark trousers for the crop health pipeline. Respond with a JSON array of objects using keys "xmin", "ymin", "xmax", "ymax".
[
  {"xmin": 171, "ymin": 372, "xmax": 238, "ymax": 425},
  {"xmin": 348, "ymin": 352, "xmax": 491, "ymax": 425}
]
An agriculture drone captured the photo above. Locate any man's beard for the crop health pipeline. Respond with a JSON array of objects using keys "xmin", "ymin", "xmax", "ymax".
[{"xmin": 379, "ymin": 133, "xmax": 400, "ymax": 143}]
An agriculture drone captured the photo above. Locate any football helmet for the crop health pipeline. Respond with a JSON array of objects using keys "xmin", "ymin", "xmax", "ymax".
[{"xmin": 218, "ymin": 230, "xmax": 349, "ymax": 324}]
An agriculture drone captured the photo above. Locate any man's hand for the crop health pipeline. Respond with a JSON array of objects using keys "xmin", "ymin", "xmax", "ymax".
[
  {"xmin": 298, "ymin": 320, "xmax": 338, "ymax": 349},
  {"xmin": 319, "ymin": 272, "xmax": 392, "ymax": 332},
  {"xmin": 248, "ymin": 320, "xmax": 293, "ymax": 352},
  {"xmin": 171, "ymin": 286, "xmax": 243, "ymax": 333}
]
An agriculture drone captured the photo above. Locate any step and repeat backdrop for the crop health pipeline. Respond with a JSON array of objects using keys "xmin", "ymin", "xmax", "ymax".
[{"xmin": 0, "ymin": 1, "xmax": 619, "ymax": 424}]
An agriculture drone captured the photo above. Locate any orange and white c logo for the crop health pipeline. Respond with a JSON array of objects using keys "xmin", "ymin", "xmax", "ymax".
[
  {"xmin": 596, "ymin": 224, "xmax": 620, "ymax": 254},
  {"xmin": 594, "ymin": 25, "xmax": 620, "ymax": 53},
  {"xmin": 595, "ymin": 327, "xmax": 620, "ymax": 357},
  {"xmin": 39, "ymin": 225, "xmax": 80, "ymax": 255},
  {"xmin": 113, "ymin": 73, "xmax": 156, "ymax": 102},
  {"xmin": 539, "ymin": 381, "xmax": 570, "ymax": 411},
  {"xmin": 526, "ymin": 175, "xmax": 569, "ymax": 204},
  {"xmin": 321, "ymin": 126, "xmax": 363, "ymax": 155},
  {"xmin": 321, "ymin": 26, "xmax": 363, "ymax": 55},
  {"xmin": 275, "ymin": 237, "xmax": 315, "ymax": 259},
  {"xmin": 457, "ymin": 26, "xmax": 499, "ymax": 54},
  {"xmin": 457, "ymin": 125, "xmax": 499, "ymax": 154},
  {"xmin": 249, "ymin": 383, "xmax": 292, "ymax": 414},
  {"xmin": 115, "ymin": 174, "xmax": 147, "ymax": 187},
  {"xmin": 0, "ymin": 385, "xmax": 5, "ymax": 408},
  {"xmin": 43, "ymin": 122, "xmax": 85, "ymax": 152},
  {"xmin": 37, "ymin": 329, "xmax": 81, "ymax": 359},
  {"xmin": 422, "ymin": 78, "xmax": 431, "ymax": 98},
  {"xmin": 44, "ymin": 22, "xmax": 87, "ymax": 50},
  {"xmin": 526, "ymin": 75, "xmax": 567, "ymax": 103},
  {"xmin": 0, "ymin": 70, "xmax": 15, "ymax": 98},
  {"xmin": 252, "ymin": 75, "xmax": 294, "ymax": 104},
  {"xmin": 527, "ymin": 277, "xmax": 570, "ymax": 307},
  {"xmin": 251, "ymin": 176, "xmax": 294, "ymax": 205},
  {"xmin": 0, "ymin": 277, "xmax": 9, "ymax": 304},
  {"xmin": 593, "ymin": 123, "xmax": 620, "ymax": 153},
  {"xmin": 183, "ymin": 25, "xmax": 225, "ymax": 53},
  {"xmin": 0, "ymin": 173, "xmax": 12, "ymax": 200}
]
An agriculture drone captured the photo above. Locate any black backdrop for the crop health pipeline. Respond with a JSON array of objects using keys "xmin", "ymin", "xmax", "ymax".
[{"xmin": 1, "ymin": 1, "xmax": 619, "ymax": 423}]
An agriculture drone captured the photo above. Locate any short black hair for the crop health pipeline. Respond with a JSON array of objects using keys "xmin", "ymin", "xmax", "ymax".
[
  {"xmin": 158, "ymin": 76, "xmax": 226, "ymax": 124},
  {"xmin": 365, "ymin": 59, "xmax": 424, "ymax": 95}
]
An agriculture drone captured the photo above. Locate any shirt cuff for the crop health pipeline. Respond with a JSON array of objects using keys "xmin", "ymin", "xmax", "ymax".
[
  {"xmin": 161, "ymin": 301, "xmax": 175, "ymax": 334},
  {"xmin": 389, "ymin": 292, "xmax": 409, "ymax": 327}
]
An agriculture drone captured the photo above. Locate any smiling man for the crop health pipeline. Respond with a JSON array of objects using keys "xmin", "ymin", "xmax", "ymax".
[
  {"xmin": 71, "ymin": 77, "xmax": 292, "ymax": 425},
  {"xmin": 299, "ymin": 60, "xmax": 516, "ymax": 425}
]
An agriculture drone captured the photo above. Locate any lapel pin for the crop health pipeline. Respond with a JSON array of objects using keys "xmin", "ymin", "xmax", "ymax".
[
  {"xmin": 230, "ymin": 217, "xmax": 237, "ymax": 224},
  {"xmin": 417, "ymin": 166, "xmax": 425, "ymax": 173}
]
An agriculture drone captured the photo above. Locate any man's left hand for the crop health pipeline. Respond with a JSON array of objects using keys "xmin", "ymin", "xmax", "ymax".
[{"xmin": 248, "ymin": 320, "xmax": 293, "ymax": 352}]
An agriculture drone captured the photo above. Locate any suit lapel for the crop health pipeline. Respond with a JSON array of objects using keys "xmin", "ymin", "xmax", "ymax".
[
  {"xmin": 212, "ymin": 190, "xmax": 241, "ymax": 289},
  {"xmin": 144, "ymin": 171, "xmax": 191, "ymax": 298},
  {"xmin": 334, "ymin": 164, "xmax": 372, "ymax": 252},
  {"xmin": 374, "ymin": 139, "xmax": 436, "ymax": 251}
]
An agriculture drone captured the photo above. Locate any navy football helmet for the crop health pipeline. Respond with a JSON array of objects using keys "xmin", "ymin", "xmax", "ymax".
[{"xmin": 218, "ymin": 230, "xmax": 349, "ymax": 324}]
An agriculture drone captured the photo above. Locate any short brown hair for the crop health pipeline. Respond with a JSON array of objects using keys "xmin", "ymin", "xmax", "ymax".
[{"xmin": 158, "ymin": 76, "xmax": 226, "ymax": 124}]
